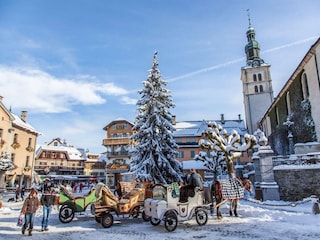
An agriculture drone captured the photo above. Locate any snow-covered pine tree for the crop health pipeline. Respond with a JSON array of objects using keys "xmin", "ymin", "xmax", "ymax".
[{"xmin": 129, "ymin": 52, "xmax": 183, "ymax": 184}]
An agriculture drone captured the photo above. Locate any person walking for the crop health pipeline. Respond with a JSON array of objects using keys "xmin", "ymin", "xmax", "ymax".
[
  {"xmin": 20, "ymin": 185, "xmax": 25, "ymax": 200},
  {"xmin": 20, "ymin": 188, "xmax": 40, "ymax": 236},
  {"xmin": 40, "ymin": 184, "xmax": 56, "ymax": 232},
  {"xmin": 15, "ymin": 184, "xmax": 20, "ymax": 202}
]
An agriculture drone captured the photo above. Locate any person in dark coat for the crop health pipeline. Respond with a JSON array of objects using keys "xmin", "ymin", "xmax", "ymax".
[
  {"xmin": 15, "ymin": 184, "xmax": 20, "ymax": 202},
  {"xmin": 40, "ymin": 184, "xmax": 56, "ymax": 231},
  {"xmin": 179, "ymin": 169, "xmax": 203, "ymax": 203},
  {"xmin": 114, "ymin": 180, "xmax": 122, "ymax": 199},
  {"xmin": 20, "ymin": 189, "xmax": 40, "ymax": 236}
]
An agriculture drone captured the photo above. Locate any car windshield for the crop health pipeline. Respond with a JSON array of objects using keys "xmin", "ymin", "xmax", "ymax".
[{"xmin": 152, "ymin": 185, "xmax": 167, "ymax": 200}]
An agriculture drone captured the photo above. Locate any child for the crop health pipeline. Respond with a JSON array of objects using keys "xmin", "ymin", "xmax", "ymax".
[{"xmin": 20, "ymin": 189, "xmax": 40, "ymax": 236}]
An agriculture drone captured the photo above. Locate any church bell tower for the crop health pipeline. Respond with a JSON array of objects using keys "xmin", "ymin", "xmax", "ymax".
[{"xmin": 240, "ymin": 13, "xmax": 274, "ymax": 134}]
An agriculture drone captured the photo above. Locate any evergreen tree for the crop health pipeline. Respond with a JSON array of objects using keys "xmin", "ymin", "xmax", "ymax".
[{"xmin": 129, "ymin": 52, "xmax": 183, "ymax": 184}]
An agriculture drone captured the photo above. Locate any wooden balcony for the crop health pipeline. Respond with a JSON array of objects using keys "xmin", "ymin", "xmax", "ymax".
[{"xmin": 102, "ymin": 138, "xmax": 130, "ymax": 145}]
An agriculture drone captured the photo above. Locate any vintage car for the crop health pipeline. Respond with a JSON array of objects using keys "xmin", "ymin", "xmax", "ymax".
[
  {"xmin": 144, "ymin": 183, "xmax": 208, "ymax": 232},
  {"xmin": 58, "ymin": 185, "xmax": 99, "ymax": 223},
  {"xmin": 94, "ymin": 182, "xmax": 151, "ymax": 228}
]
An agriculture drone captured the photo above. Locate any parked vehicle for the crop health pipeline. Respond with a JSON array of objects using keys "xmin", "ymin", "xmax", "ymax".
[
  {"xmin": 94, "ymin": 182, "xmax": 151, "ymax": 228},
  {"xmin": 144, "ymin": 183, "xmax": 208, "ymax": 232},
  {"xmin": 58, "ymin": 185, "xmax": 99, "ymax": 223}
]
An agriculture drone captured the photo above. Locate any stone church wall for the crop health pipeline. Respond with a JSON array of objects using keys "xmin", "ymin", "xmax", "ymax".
[{"xmin": 274, "ymin": 168, "xmax": 320, "ymax": 201}]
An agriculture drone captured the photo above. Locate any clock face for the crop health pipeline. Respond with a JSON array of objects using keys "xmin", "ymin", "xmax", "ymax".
[{"xmin": 253, "ymin": 60, "xmax": 260, "ymax": 67}]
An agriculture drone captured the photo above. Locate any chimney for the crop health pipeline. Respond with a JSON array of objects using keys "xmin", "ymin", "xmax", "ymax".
[
  {"xmin": 172, "ymin": 115, "xmax": 176, "ymax": 125},
  {"xmin": 21, "ymin": 110, "xmax": 28, "ymax": 122},
  {"xmin": 220, "ymin": 114, "xmax": 225, "ymax": 124}
]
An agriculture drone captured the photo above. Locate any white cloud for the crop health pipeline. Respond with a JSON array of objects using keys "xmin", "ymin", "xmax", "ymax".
[
  {"xmin": 120, "ymin": 96, "xmax": 137, "ymax": 105},
  {"xmin": 0, "ymin": 65, "xmax": 130, "ymax": 113}
]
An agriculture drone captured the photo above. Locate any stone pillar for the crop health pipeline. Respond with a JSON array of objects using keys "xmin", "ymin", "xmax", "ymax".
[
  {"xmin": 252, "ymin": 154, "xmax": 262, "ymax": 200},
  {"xmin": 256, "ymin": 145, "xmax": 280, "ymax": 201}
]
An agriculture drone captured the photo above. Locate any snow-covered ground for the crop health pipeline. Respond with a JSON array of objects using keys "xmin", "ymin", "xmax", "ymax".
[{"xmin": 0, "ymin": 189, "xmax": 319, "ymax": 240}]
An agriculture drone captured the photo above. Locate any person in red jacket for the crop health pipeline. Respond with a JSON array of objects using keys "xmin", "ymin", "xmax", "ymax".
[{"xmin": 20, "ymin": 189, "xmax": 40, "ymax": 236}]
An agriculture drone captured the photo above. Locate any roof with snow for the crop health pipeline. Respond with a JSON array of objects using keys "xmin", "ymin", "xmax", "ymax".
[
  {"xmin": 173, "ymin": 119, "xmax": 248, "ymax": 137},
  {"xmin": 182, "ymin": 160, "xmax": 208, "ymax": 170},
  {"xmin": 36, "ymin": 144, "xmax": 86, "ymax": 161},
  {"xmin": 103, "ymin": 118, "xmax": 134, "ymax": 130},
  {"xmin": 11, "ymin": 112, "xmax": 41, "ymax": 135}
]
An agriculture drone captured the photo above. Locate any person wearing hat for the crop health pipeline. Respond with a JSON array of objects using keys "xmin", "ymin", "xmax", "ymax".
[
  {"xmin": 20, "ymin": 188, "xmax": 40, "ymax": 236},
  {"xmin": 40, "ymin": 184, "xmax": 56, "ymax": 232}
]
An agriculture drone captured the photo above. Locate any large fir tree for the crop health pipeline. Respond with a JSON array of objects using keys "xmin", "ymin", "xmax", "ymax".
[{"xmin": 129, "ymin": 52, "xmax": 183, "ymax": 184}]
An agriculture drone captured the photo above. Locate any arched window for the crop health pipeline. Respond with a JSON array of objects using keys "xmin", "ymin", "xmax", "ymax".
[
  {"xmin": 275, "ymin": 107, "xmax": 280, "ymax": 126},
  {"xmin": 286, "ymin": 92, "xmax": 291, "ymax": 115},
  {"xmin": 301, "ymin": 73, "xmax": 310, "ymax": 100},
  {"xmin": 253, "ymin": 74, "xmax": 257, "ymax": 82},
  {"xmin": 254, "ymin": 86, "xmax": 258, "ymax": 93},
  {"xmin": 258, "ymin": 73, "xmax": 262, "ymax": 81},
  {"xmin": 259, "ymin": 85, "xmax": 263, "ymax": 92}
]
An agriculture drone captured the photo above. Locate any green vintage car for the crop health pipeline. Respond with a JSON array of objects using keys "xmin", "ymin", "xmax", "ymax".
[{"xmin": 58, "ymin": 185, "xmax": 99, "ymax": 223}]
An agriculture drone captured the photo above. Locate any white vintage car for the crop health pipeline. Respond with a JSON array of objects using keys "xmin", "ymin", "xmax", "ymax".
[{"xmin": 144, "ymin": 183, "xmax": 208, "ymax": 232}]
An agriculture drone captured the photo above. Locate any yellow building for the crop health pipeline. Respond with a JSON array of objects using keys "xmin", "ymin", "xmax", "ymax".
[{"xmin": 0, "ymin": 96, "xmax": 40, "ymax": 190}]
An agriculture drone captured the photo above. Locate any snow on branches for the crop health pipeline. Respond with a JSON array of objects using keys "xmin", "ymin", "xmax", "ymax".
[
  {"xmin": 197, "ymin": 121, "xmax": 257, "ymax": 178},
  {"xmin": 129, "ymin": 52, "xmax": 183, "ymax": 184}
]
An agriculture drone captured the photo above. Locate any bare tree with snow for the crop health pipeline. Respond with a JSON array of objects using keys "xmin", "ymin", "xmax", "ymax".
[{"xmin": 129, "ymin": 52, "xmax": 183, "ymax": 184}]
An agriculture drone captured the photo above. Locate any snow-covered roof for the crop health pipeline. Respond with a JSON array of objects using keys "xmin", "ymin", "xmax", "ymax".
[
  {"xmin": 11, "ymin": 112, "xmax": 41, "ymax": 135},
  {"xmin": 36, "ymin": 145, "xmax": 86, "ymax": 161},
  {"xmin": 174, "ymin": 120, "xmax": 207, "ymax": 137},
  {"xmin": 173, "ymin": 119, "xmax": 248, "ymax": 137},
  {"xmin": 182, "ymin": 160, "xmax": 208, "ymax": 170},
  {"xmin": 103, "ymin": 117, "xmax": 134, "ymax": 130}
]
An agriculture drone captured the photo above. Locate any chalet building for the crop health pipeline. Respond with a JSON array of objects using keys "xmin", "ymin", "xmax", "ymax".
[
  {"xmin": 259, "ymin": 38, "xmax": 320, "ymax": 155},
  {"xmin": 0, "ymin": 96, "xmax": 40, "ymax": 190},
  {"xmin": 173, "ymin": 114, "xmax": 251, "ymax": 179},
  {"xmin": 83, "ymin": 153, "xmax": 106, "ymax": 182},
  {"xmin": 34, "ymin": 138, "xmax": 86, "ymax": 176},
  {"xmin": 102, "ymin": 118, "xmax": 134, "ymax": 187}
]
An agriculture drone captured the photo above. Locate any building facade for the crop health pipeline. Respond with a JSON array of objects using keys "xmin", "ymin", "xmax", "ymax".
[
  {"xmin": 173, "ymin": 115, "xmax": 251, "ymax": 179},
  {"xmin": 34, "ymin": 138, "xmax": 86, "ymax": 177},
  {"xmin": 83, "ymin": 153, "xmax": 106, "ymax": 182},
  {"xmin": 102, "ymin": 118, "xmax": 134, "ymax": 187},
  {"xmin": 0, "ymin": 96, "xmax": 40, "ymax": 190},
  {"xmin": 260, "ymin": 38, "xmax": 320, "ymax": 155},
  {"xmin": 240, "ymin": 20, "xmax": 274, "ymax": 134}
]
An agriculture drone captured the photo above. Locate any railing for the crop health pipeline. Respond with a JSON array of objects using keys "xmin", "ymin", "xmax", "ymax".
[
  {"xmin": 106, "ymin": 152, "xmax": 129, "ymax": 157},
  {"xmin": 102, "ymin": 138, "xmax": 130, "ymax": 145},
  {"xmin": 272, "ymin": 153, "xmax": 320, "ymax": 166}
]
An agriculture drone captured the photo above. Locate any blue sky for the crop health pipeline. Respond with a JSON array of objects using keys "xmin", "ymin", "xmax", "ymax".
[{"xmin": 0, "ymin": 0, "xmax": 319, "ymax": 153}]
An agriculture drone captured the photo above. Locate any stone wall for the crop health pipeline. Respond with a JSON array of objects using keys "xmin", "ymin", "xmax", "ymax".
[{"xmin": 274, "ymin": 168, "xmax": 320, "ymax": 201}]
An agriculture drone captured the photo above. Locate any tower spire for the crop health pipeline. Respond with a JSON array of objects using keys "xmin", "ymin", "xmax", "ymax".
[
  {"xmin": 247, "ymin": 9, "xmax": 251, "ymax": 28},
  {"xmin": 244, "ymin": 10, "xmax": 264, "ymax": 67}
]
